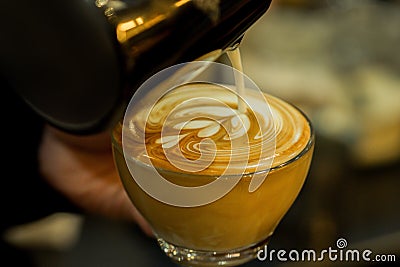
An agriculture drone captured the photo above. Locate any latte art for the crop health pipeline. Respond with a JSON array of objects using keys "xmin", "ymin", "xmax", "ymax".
[{"xmin": 123, "ymin": 82, "xmax": 311, "ymax": 176}]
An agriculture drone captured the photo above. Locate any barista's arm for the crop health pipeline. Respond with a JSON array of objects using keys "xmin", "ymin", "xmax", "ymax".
[
  {"xmin": 38, "ymin": 124, "xmax": 153, "ymax": 236},
  {"xmin": 1, "ymin": 87, "xmax": 79, "ymax": 230}
]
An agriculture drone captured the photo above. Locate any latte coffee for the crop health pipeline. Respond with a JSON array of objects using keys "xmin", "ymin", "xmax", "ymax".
[{"xmin": 112, "ymin": 82, "xmax": 314, "ymax": 254}]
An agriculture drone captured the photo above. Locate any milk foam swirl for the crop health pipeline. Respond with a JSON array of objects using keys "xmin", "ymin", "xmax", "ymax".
[{"xmin": 122, "ymin": 82, "xmax": 311, "ymax": 176}]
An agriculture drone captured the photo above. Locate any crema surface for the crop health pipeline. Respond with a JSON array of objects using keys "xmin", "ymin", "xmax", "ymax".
[{"xmin": 121, "ymin": 83, "xmax": 311, "ymax": 176}]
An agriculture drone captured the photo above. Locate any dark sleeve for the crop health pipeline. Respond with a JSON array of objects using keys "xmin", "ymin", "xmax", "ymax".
[{"xmin": 1, "ymin": 81, "xmax": 82, "ymax": 231}]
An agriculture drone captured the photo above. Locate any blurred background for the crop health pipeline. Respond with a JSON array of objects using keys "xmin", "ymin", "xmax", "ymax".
[{"xmin": 3, "ymin": 0, "xmax": 399, "ymax": 266}]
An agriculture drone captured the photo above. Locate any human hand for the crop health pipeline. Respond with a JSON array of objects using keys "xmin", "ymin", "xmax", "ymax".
[{"xmin": 38, "ymin": 124, "xmax": 153, "ymax": 237}]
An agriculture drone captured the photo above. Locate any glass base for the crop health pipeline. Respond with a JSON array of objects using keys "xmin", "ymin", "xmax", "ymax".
[{"xmin": 158, "ymin": 236, "xmax": 271, "ymax": 267}]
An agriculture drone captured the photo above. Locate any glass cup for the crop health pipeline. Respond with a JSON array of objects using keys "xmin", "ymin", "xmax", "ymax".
[{"xmin": 111, "ymin": 63, "xmax": 314, "ymax": 266}]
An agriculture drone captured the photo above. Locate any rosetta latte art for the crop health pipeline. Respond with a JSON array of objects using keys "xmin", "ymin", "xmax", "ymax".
[{"xmin": 125, "ymin": 82, "xmax": 309, "ymax": 175}]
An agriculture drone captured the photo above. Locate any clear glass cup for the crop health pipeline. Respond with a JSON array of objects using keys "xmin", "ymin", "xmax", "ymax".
[{"xmin": 111, "ymin": 80, "xmax": 314, "ymax": 266}]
